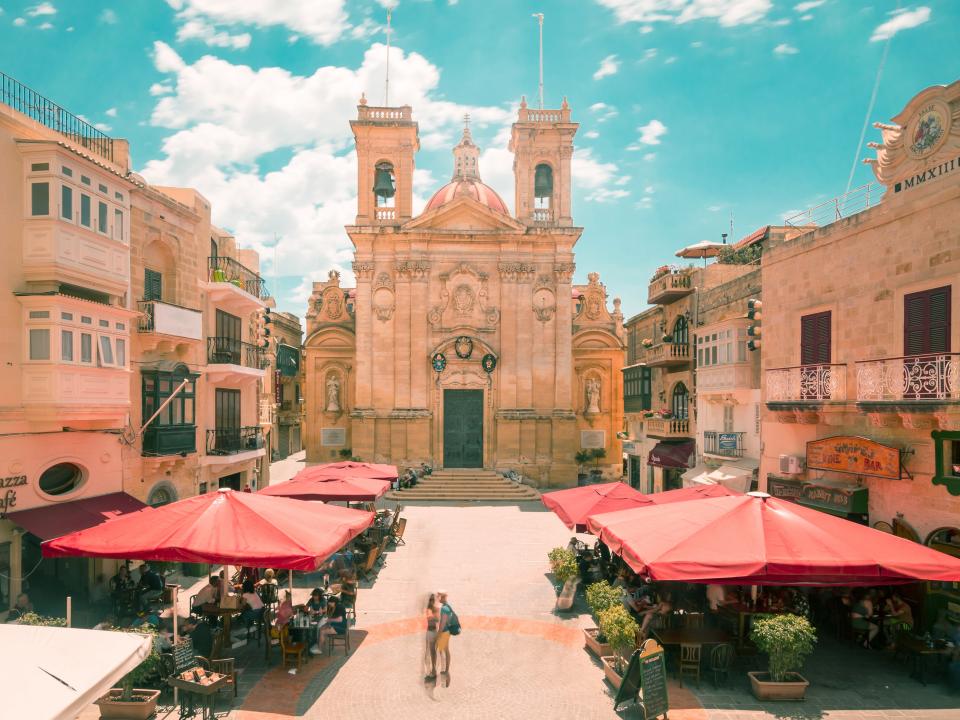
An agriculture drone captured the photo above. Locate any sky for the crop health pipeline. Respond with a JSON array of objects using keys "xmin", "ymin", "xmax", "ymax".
[{"xmin": 1, "ymin": 0, "xmax": 957, "ymax": 320}]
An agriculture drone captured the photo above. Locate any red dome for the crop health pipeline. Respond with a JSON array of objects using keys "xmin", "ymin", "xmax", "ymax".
[{"xmin": 424, "ymin": 178, "xmax": 509, "ymax": 215}]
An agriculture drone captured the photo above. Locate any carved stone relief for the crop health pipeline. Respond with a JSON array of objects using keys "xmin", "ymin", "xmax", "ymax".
[
  {"xmin": 372, "ymin": 271, "xmax": 395, "ymax": 322},
  {"xmin": 427, "ymin": 262, "xmax": 500, "ymax": 329}
]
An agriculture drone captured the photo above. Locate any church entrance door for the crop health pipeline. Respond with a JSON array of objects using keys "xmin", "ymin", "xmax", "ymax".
[{"xmin": 443, "ymin": 389, "xmax": 483, "ymax": 468}]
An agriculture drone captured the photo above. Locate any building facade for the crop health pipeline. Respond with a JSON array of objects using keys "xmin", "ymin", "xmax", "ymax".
[
  {"xmin": 304, "ymin": 99, "xmax": 625, "ymax": 486},
  {"xmin": 761, "ymin": 81, "xmax": 960, "ymax": 567},
  {"xmin": 263, "ymin": 309, "xmax": 305, "ymax": 461}
]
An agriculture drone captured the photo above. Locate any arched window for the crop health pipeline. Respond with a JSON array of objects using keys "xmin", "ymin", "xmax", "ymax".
[
  {"xmin": 534, "ymin": 163, "xmax": 553, "ymax": 209},
  {"xmin": 373, "ymin": 161, "xmax": 396, "ymax": 208},
  {"xmin": 671, "ymin": 382, "xmax": 689, "ymax": 420},
  {"xmin": 148, "ymin": 484, "xmax": 176, "ymax": 507},
  {"xmin": 672, "ymin": 315, "xmax": 689, "ymax": 346}
]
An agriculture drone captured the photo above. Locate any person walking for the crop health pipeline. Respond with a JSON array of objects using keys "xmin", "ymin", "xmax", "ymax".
[
  {"xmin": 424, "ymin": 594, "xmax": 440, "ymax": 682},
  {"xmin": 436, "ymin": 590, "xmax": 460, "ymax": 687}
]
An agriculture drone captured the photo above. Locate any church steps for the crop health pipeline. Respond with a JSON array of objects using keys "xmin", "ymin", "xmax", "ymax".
[{"xmin": 385, "ymin": 469, "xmax": 540, "ymax": 501}]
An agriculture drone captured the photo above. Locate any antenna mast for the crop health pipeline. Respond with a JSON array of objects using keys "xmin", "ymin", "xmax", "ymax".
[
  {"xmin": 385, "ymin": 9, "xmax": 392, "ymax": 106},
  {"xmin": 532, "ymin": 13, "xmax": 544, "ymax": 109}
]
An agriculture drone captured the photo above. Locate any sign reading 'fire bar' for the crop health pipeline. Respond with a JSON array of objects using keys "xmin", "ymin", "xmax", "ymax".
[{"xmin": 805, "ymin": 435, "xmax": 901, "ymax": 480}]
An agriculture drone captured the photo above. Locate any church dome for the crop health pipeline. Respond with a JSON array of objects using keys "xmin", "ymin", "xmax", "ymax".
[
  {"xmin": 423, "ymin": 118, "xmax": 510, "ymax": 216},
  {"xmin": 424, "ymin": 178, "xmax": 509, "ymax": 215}
]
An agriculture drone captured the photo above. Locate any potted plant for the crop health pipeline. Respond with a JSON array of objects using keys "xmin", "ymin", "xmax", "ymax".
[
  {"xmin": 575, "ymin": 450, "xmax": 592, "ymax": 485},
  {"xmin": 338, "ymin": 448, "xmax": 353, "ymax": 460},
  {"xmin": 598, "ymin": 605, "xmax": 638, "ymax": 690},
  {"xmin": 661, "ymin": 334, "xmax": 673, "ymax": 343},
  {"xmin": 589, "ymin": 448, "xmax": 607, "ymax": 480},
  {"xmin": 748, "ymin": 613, "xmax": 817, "ymax": 701},
  {"xmin": 640, "ymin": 337, "xmax": 654, "ymax": 348},
  {"xmin": 96, "ymin": 624, "xmax": 163, "ymax": 719},
  {"xmin": 583, "ymin": 580, "xmax": 622, "ymax": 657}
]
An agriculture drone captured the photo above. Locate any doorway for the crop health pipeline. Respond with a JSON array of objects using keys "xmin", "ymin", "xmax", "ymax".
[
  {"xmin": 219, "ymin": 472, "xmax": 242, "ymax": 491},
  {"xmin": 443, "ymin": 389, "xmax": 483, "ymax": 468}
]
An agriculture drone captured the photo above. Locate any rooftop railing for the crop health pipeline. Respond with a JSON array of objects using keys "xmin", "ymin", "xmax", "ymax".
[
  {"xmin": 783, "ymin": 183, "xmax": 879, "ymax": 230},
  {"xmin": 1, "ymin": 70, "xmax": 114, "ymax": 162}
]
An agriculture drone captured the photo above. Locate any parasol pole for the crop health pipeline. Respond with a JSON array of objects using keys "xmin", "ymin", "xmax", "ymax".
[
  {"xmin": 66, "ymin": 596, "xmax": 71, "ymax": 627},
  {"xmin": 289, "ymin": 569, "xmax": 294, "ymax": 592},
  {"xmin": 172, "ymin": 584, "xmax": 179, "ymax": 706}
]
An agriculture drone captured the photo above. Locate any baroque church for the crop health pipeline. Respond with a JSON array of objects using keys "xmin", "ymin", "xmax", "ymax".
[{"xmin": 304, "ymin": 97, "xmax": 624, "ymax": 487}]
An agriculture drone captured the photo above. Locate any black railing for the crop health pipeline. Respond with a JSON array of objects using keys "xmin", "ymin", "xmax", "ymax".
[
  {"xmin": 703, "ymin": 431, "xmax": 745, "ymax": 458},
  {"xmin": 207, "ymin": 336, "xmax": 264, "ymax": 368},
  {"xmin": 1, "ymin": 71, "xmax": 114, "ymax": 162},
  {"xmin": 206, "ymin": 426, "xmax": 264, "ymax": 455},
  {"xmin": 138, "ymin": 300, "xmax": 156, "ymax": 332},
  {"xmin": 142, "ymin": 425, "xmax": 197, "ymax": 457},
  {"xmin": 208, "ymin": 256, "xmax": 267, "ymax": 300}
]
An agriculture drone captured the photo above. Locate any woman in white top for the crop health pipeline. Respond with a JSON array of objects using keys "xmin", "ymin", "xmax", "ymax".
[{"xmin": 239, "ymin": 578, "xmax": 265, "ymax": 628}]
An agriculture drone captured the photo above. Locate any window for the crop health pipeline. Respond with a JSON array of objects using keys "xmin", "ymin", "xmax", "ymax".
[
  {"xmin": 62, "ymin": 166, "xmax": 73, "ymax": 177},
  {"xmin": 623, "ymin": 366, "xmax": 652, "ymax": 412},
  {"xmin": 80, "ymin": 175, "xmax": 91, "ymax": 186},
  {"xmin": 904, "ymin": 286, "xmax": 951, "ymax": 357},
  {"xmin": 144, "ymin": 268, "xmax": 163, "ymax": 301},
  {"xmin": 142, "ymin": 368, "xmax": 196, "ymax": 429},
  {"xmin": 672, "ymin": 315, "xmax": 689, "ymax": 346},
  {"xmin": 148, "ymin": 485, "xmax": 175, "ymax": 507},
  {"xmin": 81, "ymin": 316, "xmax": 92, "ymax": 325},
  {"xmin": 723, "ymin": 405, "xmax": 734, "ymax": 432},
  {"xmin": 31, "ymin": 182, "xmax": 50, "ymax": 215},
  {"xmin": 39, "ymin": 462, "xmax": 83, "ymax": 496},
  {"xmin": 113, "ymin": 209, "xmax": 124, "ymax": 241},
  {"xmin": 99, "ymin": 319, "xmax": 110, "ymax": 328},
  {"xmin": 98, "ymin": 201, "xmax": 108, "ymax": 234},
  {"xmin": 697, "ymin": 328, "xmax": 744, "ymax": 367},
  {"xmin": 116, "ymin": 338, "xmax": 126, "ymax": 367},
  {"xmin": 800, "ymin": 311, "xmax": 832, "ymax": 365},
  {"xmin": 61, "ymin": 185, "xmax": 73, "ymax": 220},
  {"xmin": 61, "ymin": 330, "xmax": 74, "ymax": 361},
  {"xmin": 98, "ymin": 183, "xmax": 108, "ymax": 193},
  {"xmin": 29, "ymin": 329, "xmax": 50, "ymax": 360},
  {"xmin": 98, "ymin": 335, "xmax": 115, "ymax": 366},
  {"xmin": 31, "ymin": 162, "xmax": 49, "ymax": 171},
  {"xmin": 29, "ymin": 310, "xmax": 50, "ymax": 319},
  {"xmin": 933, "ymin": 431, "xmax": 960, "ymax": 495},
  {"xmin": 61, "ymin": 312, "xmax": 73, "ymax": 321},
  {"xmin": 80, "ymin": 193, "xmax": 91, "ymax": 227},
  {"xmin": 114, "ymin": 191, "xmax": 123, "ymax": 201},
  {"xmin": 80, "ymin": 332, "xmax": 93, "ymax": 363},
  {"xmin": 671, "ymin": 382, "xmax": 689, "ymax": 420}
]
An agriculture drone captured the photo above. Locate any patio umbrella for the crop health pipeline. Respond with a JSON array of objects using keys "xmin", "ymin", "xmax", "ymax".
[
  {"xmin": 304, "ymin": 461, "xmax": 399, "ymax": 481},
  {"xmin": 675, "ymin": 240, "xmax": 726, "ymax": 266},
  {"xmin": 587, "ymin": 492, "xmax": 960, "ymax": 586},
  {"xmin": 541, "ymin": 482, "xmax": 649, "ymax": 532},
  {"xmin": 258, "ymin": 474, "xmax": 391, "ymax": 502},
  {"xmin": 42, "ymin": 488, "xmax": 374, "ymax": 571}
]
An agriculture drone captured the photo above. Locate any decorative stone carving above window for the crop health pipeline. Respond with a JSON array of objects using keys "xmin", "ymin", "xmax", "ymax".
[
  {"xmin": 532, "ymin": 274, "xmax": 556, "ymax": 322},
  {"xmin": 498, "ymin": 262, "xmax": 536, "ymax": 283},
  {"xmin": 372, "ymin": 271, "xmax": 396, "ymax": 321}
]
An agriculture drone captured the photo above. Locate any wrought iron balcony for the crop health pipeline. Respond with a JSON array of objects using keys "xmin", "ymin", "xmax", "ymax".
[
  {"xmin": 1, "ymin": 70, "xmax": 115, "ymax": 162},
  {"xmin": 645, "ymin": 341, "xmax": 691, "ymax": 368},
  {"xmin": 142, "ymin": 425, "xmax": 197, "ymax": 457},
  {"xmin": 645, "ymin": 417, "xmax": 691, "ymax": 439},
  {"xmin": 648, "ymin": 271, "xmax": 693, "ymax": 304},
  {"xmin": 765, "ymin": 364, "xmax": 847, "ymax": 403},
  {"xmin": 703, "ymin": 430, "xmax": 745, "ymax": 458},
  {"xmin": 207, "ymin": 337, "xmax": 264, "ymax": 369},
  {"xmin": 207, "ymin": 256, "xmax": 267, "ymax": 300},
  {"xmin": 856, "ymin": 354, "xmax": 959, "ymax": 403},
  {"xmin": 206, "ymin": 426, "xmax": 264, "ymax": 455}
]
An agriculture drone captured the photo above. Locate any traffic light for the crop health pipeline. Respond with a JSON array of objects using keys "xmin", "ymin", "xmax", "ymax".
[
  {"xmin": 746, "ymin": 299, "xmax": 762, "ymax": 352},
  {"xmin": 255, "ymin": 307, "xmax": 272, "ymax": 349}
]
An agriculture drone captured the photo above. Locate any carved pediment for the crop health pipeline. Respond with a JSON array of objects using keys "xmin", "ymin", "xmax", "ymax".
[
  {"xmin": 427, "ymin": 262, "xmax": 500, "ymax": 330},
  {"xmin": 405, "ymin": 195, "xmax": 525, "ymax": 232}
]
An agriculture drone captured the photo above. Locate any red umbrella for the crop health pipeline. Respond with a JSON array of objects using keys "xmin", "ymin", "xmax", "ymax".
[
  {"xmin": 542, "ymin": 482, "xmax": 650, "ymax": 532},
  {"xmin": 305, "ymin": 461, "xmax": 399, "ymax": 481},
  {"xmin": 587, "ymin": 492, "xmax": 960, "ymax": 586},
  {"xmin": 42, "ymin": 488, "xmax": 374, "ymax": 571},
  {"xmin": 258, "ymin": 475, "xmax": 391, "ymax": 502}
]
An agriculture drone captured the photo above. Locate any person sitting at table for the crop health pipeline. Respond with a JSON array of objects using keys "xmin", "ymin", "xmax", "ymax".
[
  {"xmin": 183, "ymin": 616, "xmax": 214, "ymax": 659},
  {"xmin": 851, "ymin": 588, "xmax": 879, "ymax": 649},
  {"xmin": 317, "ymin": 596, "xmax": 348, "ymax": 655},
  {"xmin": 638, "ymin": 589, "xmax": 673, "ymax": 641},
  {"xmin": 275, "ymin": 590, "xmax": 295, "ymax": 629},
  {"xmin": 192, "ymin": 575, "xmax": 221, "ymax": 624},
  {"xmin": 339, "ymin": 571, "xmax": 357, "ymax": 610},
  {"xmin": 109, "ymin": 566, "xmax": 135, "ymax": 613},
  {"xmin": 239, "ymin": 578, "xmax": 265, "ymax": 630},
  {"xmin": 136, "ymin": 563, "xmax": 165, "ymax": 612},
  {"xmin": 306, "ymin": 587, "xmax": 326, "ymax": 615}
]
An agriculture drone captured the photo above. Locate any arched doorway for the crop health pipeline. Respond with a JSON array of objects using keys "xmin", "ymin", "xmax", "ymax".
[
  {"xmin": 671, "ymin": 382, "xmax": 689, "ymax": 420},
  {"xmin": 672, "ymin": 315, "xmax": 689, "ymax": 346}
]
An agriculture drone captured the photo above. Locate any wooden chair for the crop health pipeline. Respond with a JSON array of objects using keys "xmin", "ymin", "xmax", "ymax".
[
  {"xmin": 709, "ymin": 643, "xmax": 735, "ymax": 688},
  {"xmin": 357, "ymin": 547, "xmax": 379, "ymax": 580},
  {"xmin": 344, "ymin": 606, "xmax": 357, "ymax": 627},
  {"xmin": 682, "ymin": 612, "xmax": 705, "ymax": 630},
  {"xmin": 327, "ymin": 627, "xmax": 351, "ymax": 656},
  {"xmin": 279, "ymin": 625, "xmax": 305, "ymax": 670},
  {"xmin": 678, "ymin": 643, "xmax": 701, "ymax": 687},
  {"xmin": 390, "ymin": 517, "xmax": 407, "ymax": 546},
  {"xmin": 375, "ymin": 537, "xmax": 390, "ymax": 566}
]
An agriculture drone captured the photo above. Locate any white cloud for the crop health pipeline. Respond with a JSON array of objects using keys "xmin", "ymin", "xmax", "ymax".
[
  {"xmin": 664, "ymin": 56, "xmax": 677, "ymax": 64},
  {"xmin": 166, "ymin": 0, "xmax": 350, "ymax": 46},
  {"xmin": 574, "ymin": 149, "xmax": 629, "ymax": 203},
  {"xmin": 870, "ymin": 6, "xmax": 930, "ymax": 42},
  {"xmin": 105, "ymin": 107, "xmax": 118, "ymax": 117},
  {"xmin": 13, "ymin": 17, "xmax": 26, "ymax": 26},
  {"xmin": 636, "ymin": 185, "xmax": 655, "ymax": 209},
  {"xmin": 38, "ymin": 20, "xmax": 52, "ymax": 29},
  {"xmin": 589, "ymin": 102, "xmax": 619, "ymax": 123},
  {"xmin": 593, "ymin": 54, "xmax": 620, "ymax": 80},
  {"xmin": 770, "ymin": 18, "xmax": 791, "ymax": 26},
  {"xmin": 595, "ymin": 0, "xmax": 771, "ymax": 27},
  {"xmin": 100, "ymin": 8, "xmax": 117, "ymax": 24},
  {"xmin": 636, "ymin": 119, "xmax": 667, "ymax": 145},
  {"xmin": 176, "ymin": 18, "xmax": 251, "ymax": 48},
  {"xmin": 94, "ymin": 122, "xmax": 112, "ymax": 132},
  {"xmin": 642, "ymin": 47, "xmax": 658, "ymax": 60},
  {"xmin": 143, "ymin": 42, "xmax": 513, "ymax": 308},
  {"xmin": 690, "ymin": 40, "xmax": 703, "ymax": 47},
  {"xmin": 793, "ymin": 0, "xmax": 825, "ymax": 11},
  {"xmin": 707, "ymin": 204, "xmax": 723, "ymax": 212},
  {"xmin": 350, "ymin": 17, "xmax": 379, "ymax": 39},
  {"xmin": 584, "ymin": 130, "xmax": 600, "ymax": 139},
  {"xmin": 773, "ymin": 43, "xmax": 798, "ymax": 55},
  {"xmin": 800, "ymin": 13, "xmax": 813, "ymax": 20},
  {"xmin": 26, "ymin": 2, "xmax": 55, "ymax": 17},
  {"xmin": 643, "ymin": 152, "xmax": 656, "ymax": 161},
  {"xmin": 640, "ymin": 24, "xmax": 653, "ymax": 33}
]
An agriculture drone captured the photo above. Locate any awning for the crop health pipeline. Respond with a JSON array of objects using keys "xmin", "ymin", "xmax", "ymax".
[
  {"xmin": 648, "ymin": 440, "xmax": 695, "ymax": 469},
  {"xmin": 682, "ymin": 463, "xmax": 710, "ymax": 484},
  {"xmin": 277, "ymin": 343, "xmax": 300, "ymax": 377},
  {"xmin": 6, "ymin": 492, "xmax": 147, "ymax": 541},
  {"xmin": 706, "ymin": 465, "xmax": 754, "ymax": 494}
]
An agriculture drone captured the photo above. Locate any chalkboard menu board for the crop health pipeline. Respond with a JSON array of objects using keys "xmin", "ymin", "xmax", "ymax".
[
  {"xmin": 613, "ymin": 639, "xmax": 669, "ymax": 718},
  {"xmin": 172, "ymin": 638, "xmax": 195, "ymax": 673}
]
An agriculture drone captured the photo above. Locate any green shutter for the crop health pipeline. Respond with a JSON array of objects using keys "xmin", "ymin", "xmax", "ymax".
[{"xmin": 144, "ymin": 269, "xmax": 163, "ymax": 301}]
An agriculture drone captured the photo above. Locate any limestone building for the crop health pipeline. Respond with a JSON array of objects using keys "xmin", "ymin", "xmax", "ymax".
[{"xmin": 305, "ymin": 99, "xmax": 624, "ymax": 487}]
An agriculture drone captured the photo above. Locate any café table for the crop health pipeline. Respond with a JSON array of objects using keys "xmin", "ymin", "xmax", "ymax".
[
  {"xmin": 653, "ymin": 627, "xmax": 734, "ymax": 647},
  {"xmin": 896, "ymin": 634, "xmax": 953, "ymax": 685},
  {"xmin": 199, "ymin": 603, "xmax": 240, "ymax": 639},
  {"xmin": 718, "ymin": 604, "xmax": 782, "ymax": 649},
  {"xmin": 289, "ymin": 613, "xmax": 329, "ymax": 649}
]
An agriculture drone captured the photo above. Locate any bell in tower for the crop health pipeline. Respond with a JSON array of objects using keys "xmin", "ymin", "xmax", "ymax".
[
  {"xmin": 534, "ymin": 163, "xmax": 553, "ymax": 208},
  {"xmin": 373, "ymin": 162, "xmax": 396, "ymax": 206}
]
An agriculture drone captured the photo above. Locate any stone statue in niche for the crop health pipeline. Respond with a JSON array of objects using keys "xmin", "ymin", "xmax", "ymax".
[
  {"xmin": 585, "ymin": 377, "xmax": 601, "ymax": 415},
  {"xmin": 326, "ymin": 374, "xmax": 341, "ymax": 412}
]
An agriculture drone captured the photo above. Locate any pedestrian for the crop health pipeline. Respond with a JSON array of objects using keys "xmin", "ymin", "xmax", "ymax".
[
  {"xmin": 436, "ymin": 590, "xmax": 460, "ymax": 687},
  {"xmin": 424, "ymin": 593, "xmax": 439, "ymax": 682}
]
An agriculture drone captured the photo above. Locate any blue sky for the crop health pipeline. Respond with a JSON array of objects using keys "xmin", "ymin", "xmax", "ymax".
[{"xmin": 1, "ymin": 1, "xmax": 956, "ymax": 319}]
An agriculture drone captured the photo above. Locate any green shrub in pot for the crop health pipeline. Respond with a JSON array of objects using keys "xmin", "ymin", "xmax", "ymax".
[
  {"xmin": 750, "ymin": 613, "xmax": 817, "ymax": 683},
  {"xmin": 598, "ymin": 604, "xmax": 638, "ymax": 674}
]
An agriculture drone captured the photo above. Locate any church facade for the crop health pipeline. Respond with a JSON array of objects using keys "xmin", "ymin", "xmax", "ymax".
[{"xmin": 303, "ymin": 98, "xmax": 624, "ymax": 487}]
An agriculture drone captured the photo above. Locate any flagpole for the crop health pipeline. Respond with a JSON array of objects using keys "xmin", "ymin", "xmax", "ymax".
[
  {"xmin": 385, "ymin": 9, "xmax": 392, "ymax": 106},
  {"xmin": 532, "ymin": 13, "xmax": 544, "ymax": 109}
]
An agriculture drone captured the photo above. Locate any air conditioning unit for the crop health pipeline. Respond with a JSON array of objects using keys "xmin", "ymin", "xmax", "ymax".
[{"xmin": 779, "ymin": 454, "xmax": 803, "ymax": 475}]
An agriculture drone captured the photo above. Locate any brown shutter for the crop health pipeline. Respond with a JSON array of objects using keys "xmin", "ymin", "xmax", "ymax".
[
  {"xmin": 800, "ymin": 311, "xmax": 831, "ymax": 365},
  {"xmin": 904, "ymin": 286, "xmax": 951, "ymax": 356}
]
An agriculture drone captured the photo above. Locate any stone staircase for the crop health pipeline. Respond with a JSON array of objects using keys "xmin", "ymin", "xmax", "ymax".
[{"xmin": 384, "ymin": 469, "xmax": 541, "ymax": 502}]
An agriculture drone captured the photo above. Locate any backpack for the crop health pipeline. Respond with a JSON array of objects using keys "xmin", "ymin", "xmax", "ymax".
[{"xmin": 445, "ymin": 605, "xmax": 461, "ymax": 636}]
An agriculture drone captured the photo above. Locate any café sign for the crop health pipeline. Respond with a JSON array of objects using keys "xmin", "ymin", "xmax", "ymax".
[
  {"xmin": 767, "ymin": 477, "xmax": 868, "ymax": 515},
  {"xmin": 806, "ymin": 435, "xmax": 901, "ymax": 480},
  {"xmin": 0, "ymin": 474, "xmax": 27, "ymax": 513}
]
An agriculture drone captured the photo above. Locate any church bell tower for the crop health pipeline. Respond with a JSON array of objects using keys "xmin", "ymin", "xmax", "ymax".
[
  {"xmin": 509, "ymin": 96, "xmax": 578, "ymax": 227},
  {"xmin": 350, "ymin": 94, "xmax": 420, "ymax": 225}
]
